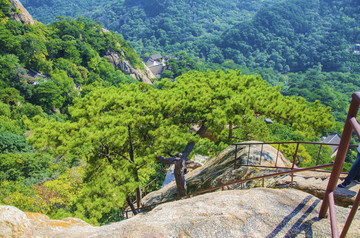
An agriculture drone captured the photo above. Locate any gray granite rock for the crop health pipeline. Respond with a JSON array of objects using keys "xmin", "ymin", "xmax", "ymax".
[{"xmin": 53, "ymin": 188, "xmax": 360, "ymax": 238}]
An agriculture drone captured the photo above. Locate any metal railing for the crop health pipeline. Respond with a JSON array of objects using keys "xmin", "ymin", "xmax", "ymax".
[
  {"xmin": 124, "ymin": 164, "xmax": 168, "ymax": 218},
  {"xmin": 233, "ymin": 141, "xmax": 357, "ymax": 171},
  {"xmin": 319, "ymin": 92, "xmax": 360, "ymax": 238},
  {"xmin": 122, "ymin": 138, "xmax": 352, "ymax": 218},
  {"xmin": 123, "ymin": 163, "xmax": 335, "ymax": 218}
]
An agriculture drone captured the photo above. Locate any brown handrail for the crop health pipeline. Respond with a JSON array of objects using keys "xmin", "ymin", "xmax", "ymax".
[
  {"xmin": 233, "ymin": 141, "xmax": 357, "ymax": 172},
  {"xmin": 124, "ymin": 139, "xmax": 355, "ymax": 219},
  {"xmin": 127, "ymin": 164, "xmax": 168, "ymax": 211},
  {"xmin": 319, "ymin": 92, "xmax": 360, "ymax": 238}
]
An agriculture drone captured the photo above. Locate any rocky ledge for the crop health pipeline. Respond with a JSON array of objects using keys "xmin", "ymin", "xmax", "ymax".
[{"xmin": 1, "ymin": 188, "xmax": 360, "ymax": 237}]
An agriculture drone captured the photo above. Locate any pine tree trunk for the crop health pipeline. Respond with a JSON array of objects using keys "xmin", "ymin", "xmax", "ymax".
[
  {"xmin": 157, "ymin": 124, "xmax": 208, "ymax": 197},
  {"xmin": 126, "ymin": 196, "xmax": 138, "ymax": 215}
]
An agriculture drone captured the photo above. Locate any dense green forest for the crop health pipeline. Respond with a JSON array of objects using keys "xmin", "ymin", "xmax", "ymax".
[
  {"xmin": 20, "ymin": 0, "xmax": 116, "ymax": 24},
  {"xmin": 0, "ymin": 0, "xmax": 359, "ymax": 226},
  {"xmin": 21, "ymin": 0, "xmax": 360, "ymax": 123},
  {"xmin": 23, "ymin": 0, "xmax": 360, "ymax": 73}
]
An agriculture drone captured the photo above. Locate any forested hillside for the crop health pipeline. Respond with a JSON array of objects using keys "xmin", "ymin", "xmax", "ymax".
[
  {"xmin": 20, "ymin": 0, "xmax": 360, "ymax": 123},
  {"xmin": 219, "ymin": 0, "xmax": 360, "ymax": 72},
  {"xmin": 22, "ymin": 0, "xmax": 360, "ymax": 74},
  {"xmin": 0, "ymin": 0, "xmax": 344, "ymax": 226},
  {"xmin": 20, "ymin": 0, "xmax": 116, "ymax": 24}
]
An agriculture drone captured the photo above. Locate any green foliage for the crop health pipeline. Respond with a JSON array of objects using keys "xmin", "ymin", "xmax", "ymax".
[
  {"xmin": 282, "ymin": 68, "xmax": 360, "ymax": 133},
  {"xmin": 22, "ymin": 0, "xmax": 360, "ymax": 73},
  {"xmin": 219, "ymin": 0, "xmax": 360, "ymax": 72},
  {"xmin": 159, "ymin": 70, "xmax": 334, "ymax": 141},
  {"xmin": 0, "ymin": 10, "xmax": 149, "ymax": 223},
  {"xmin": 0, "ymin": 87, "xmax": 24, "ymax": 105},
  {"xmin": 0, "ymin": 0, "xmax": 12, "ymax": 18},
  {"xmin": 0, "ymin": 133, "xmax": 31, "ymax": 153},
  {"xmin": 28, "ymin": 84, "xmax": 175, "ymax": 222},
  {"xmin": 11, "ymin": 103, "xmax": 46, "ymax": 120},
  {"xmin": 161, "ymin": 52, "xmax": 199, "ymax": 79},
  {"xmin": 0, "ymin": 166, "xmax": 83, "ymax": 215},
  {"xmin": 0, "ymin": 152, "xmax": 55, "ymax": 184},
  {"xmin": 26, "ymin": 70, "xmax": 335, "ymax": 223},
  {"xmin": 1, "ymin": 0, "xmax": 354, "ymax": 225}
]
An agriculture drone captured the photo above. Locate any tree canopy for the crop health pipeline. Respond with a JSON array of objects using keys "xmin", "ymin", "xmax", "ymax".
[{"xmin": 27, "ymin": 70, "xmax": 335, "ymax": 222}]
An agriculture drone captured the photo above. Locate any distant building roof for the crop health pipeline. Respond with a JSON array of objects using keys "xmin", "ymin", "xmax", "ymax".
[
  {"xmin": 321, "ymin": 134, "xmax": 341, "ymax": 157},
  {"xmin": 149, "ymin": 54, "xmax": 163, "ymax": 60}
]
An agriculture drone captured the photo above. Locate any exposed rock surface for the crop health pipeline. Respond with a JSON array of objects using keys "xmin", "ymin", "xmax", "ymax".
[
  {"xmin": 105, "ymin": 51, "xmax": 155, "ymax": 84},
  {"xmin": 142, "ymin": 142, "xmax": 293, "ymax": 207},
  {"xmin": 2, "ymin": 189, "xmax": 360, "ymax": 237},
  {"xmin": 9, "ymin": 0, "xmax": 35, "ymax": 25},
  {"xmin": 25, "ymin": 212, "xmax": 95, "ymax": 237},
  {"xmin": 94, "ymin": 189, "xmax": 360, "ymax": 238},
  {"xmin": 0, "ymin": 205, "xmax": 33, "ymax": 237},
  {"xmin": 142, "ymin": 142, "xmax": 359, "ymax": 209},
  {"xmin": 276, "ymin": 172, "xmax": 360, "ymax": 207}
]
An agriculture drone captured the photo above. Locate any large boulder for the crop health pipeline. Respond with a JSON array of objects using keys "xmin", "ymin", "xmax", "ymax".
[
  {"xmin": 54, "ymin": 188, "xmax": 360, "ymax": 237},
  {"xmin": 0, "ymin": 205, "xmax": 33, "ymax": 237},
  {"xmin": 142, "ymin": 142, "xmax": 359, "ymax": 210},
  {"xmin": 25, "ymin": 212, "xmax": 95, "ymax": 237},
  {"xmin": 9, "ymin": 0, "xmax": 35, "ymax": 25},
  {"xmin": 276, "ymin": 172, "xmax": 360, "ymax": 207},
  {"xmin": 104, "ymin": 50, "xmax": 155, "ymax": 84},
  {"xmin": 2, "ymin": 189, "xmax": 360, "ymax": 237},
  {"xmin": 142, "ymin": 143, "xmax": 292, "ymax": 207}
]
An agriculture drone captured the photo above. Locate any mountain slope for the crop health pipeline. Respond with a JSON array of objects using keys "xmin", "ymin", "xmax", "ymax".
[
  {"xmin": 21, "ymin": 0, "xmax": 280, "ymax": 54},
  {"xmin": 218, "ymin": 0, "xmax": 360, "ymax": 72},
  {"xmin": 22, "ymin": 0, "xmax": 360, "ymax": 74}
]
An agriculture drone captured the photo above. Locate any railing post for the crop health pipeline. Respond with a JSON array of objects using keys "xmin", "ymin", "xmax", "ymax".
[
  {"xmin": 319, "ymin": 93, "xmax": 360, "ymax": 219},
  {"xmin": 259, "ymin": 143, "xmax": 264, "ymax": 165},
  {"xmin": 328, "ymin": 192, "xmax": 339, "ymax": 238},
  {"xmin": 275, "ymin": 143, "xmax": 280, "ymax": 168},
  {"xmin": 291, "ymin": 142, "xmax": 300, "ymax": 170},
  {"xmin": 316, "ymin": 144, "xmax": 323, "ymax": 166},
  {"xmin": 340, "ymin": 187, "xmax": 360, "ymax": 238},
  {"xmin": 234, "ymin": 144, "xmax": 238, "ymax": 169}
]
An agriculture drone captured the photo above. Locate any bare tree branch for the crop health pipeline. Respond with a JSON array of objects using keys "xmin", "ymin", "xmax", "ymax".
[{"xmin": 156, "ymin": 155, "xmax": 180, "ymax": 164}]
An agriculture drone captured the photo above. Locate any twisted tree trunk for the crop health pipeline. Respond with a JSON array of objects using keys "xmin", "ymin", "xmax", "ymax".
[{"xmin": 157, "ymin": 124, "xmax": 208, "ymax": 196}]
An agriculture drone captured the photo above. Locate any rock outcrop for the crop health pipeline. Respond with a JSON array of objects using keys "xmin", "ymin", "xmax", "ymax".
[
  {"xmin": 0, "ymin": 205, "xmax": 33, "ymax": 237},
  {"xmin": 25, "ymin": 212, "xmax": 96, "ymax": 237},
  {"xmin": 2, "ymin": 188, "xmax": 360, "ymax": 237},
  {"xmin": 94, "ymin": 189, "xmax": 360, "ymax": 238},
  {"xmin": 9, "ymin": 0, "xmax": 35, "ymax": 25},
  {"xmin": 276, "ymin": 171, "xmax": 360, "ymax": 207},
  {"xmin": 141, "ymin": 142, "xmax": 359, "ymax": 209},
  {"xmin": 105, "ymin": 51, "xmax": 155, "ymax": 84},
  {"xmin": 141, "ymin": 142, "xmax": 293, "ymax": 207}
]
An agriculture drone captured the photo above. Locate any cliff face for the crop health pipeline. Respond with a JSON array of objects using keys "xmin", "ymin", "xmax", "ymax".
[
  {"xmin": 8, "ymin": 1, "xmax": 153, "ymax": 84},
  {"xmin": 9, "ymin": 0, "xmax": 35, "ymax": 25},
  {"xmin": 104, "ymin": 50, "xmax": 155, "ymax": 84}
]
